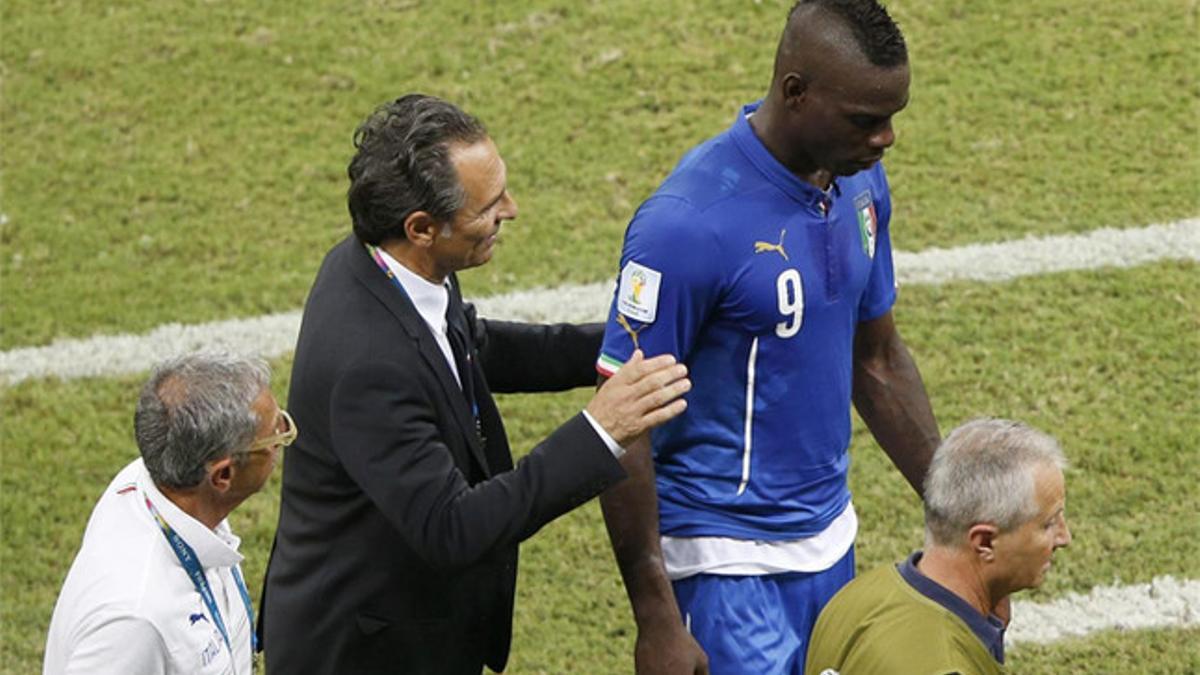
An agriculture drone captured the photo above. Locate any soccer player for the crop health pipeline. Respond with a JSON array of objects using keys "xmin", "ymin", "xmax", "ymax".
[
  {"xmin": 805, "ymin": 419, "xmax": 1072, "ymax": 674},
  {"xmin": 595, "ymin": 1, "xmax": 940, "ymax": 672}
]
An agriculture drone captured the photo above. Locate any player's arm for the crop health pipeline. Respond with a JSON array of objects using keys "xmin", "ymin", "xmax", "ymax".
[
  {"xmin": 598, "ymin": 197, "xmax": 713, "ymax": 674},
  {"xmin": 852, "ymin": 310, "xmax": 940, "ymax": 497},
  {"xmin": 599, "ymin": 376, "xmax": 709, "ymax": 675}
]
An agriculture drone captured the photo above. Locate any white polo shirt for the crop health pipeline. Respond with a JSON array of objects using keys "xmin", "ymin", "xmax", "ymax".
[{"xmin": 44, "ymin": 459, "xmax": 254, "ymax": 675}]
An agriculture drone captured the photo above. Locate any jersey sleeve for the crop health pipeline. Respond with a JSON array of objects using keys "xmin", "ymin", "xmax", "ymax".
[
  {"xmin": 597, "ymin": 196, "xmax": 723, "ymax": 376},
  {"xmin": 858, "ymin": 165, "xmax": 898, "ymax": 322}
]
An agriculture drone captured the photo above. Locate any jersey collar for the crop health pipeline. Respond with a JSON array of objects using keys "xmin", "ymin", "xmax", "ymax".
[{"xmin": 730, "ymin": 101, "xmax": 836, "ymax": 212}]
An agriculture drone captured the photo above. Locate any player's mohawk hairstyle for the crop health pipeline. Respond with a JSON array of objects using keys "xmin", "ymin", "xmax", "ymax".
[{"xmin": 791, "ymin": 0, "xmax": 907, "ymax": 67}]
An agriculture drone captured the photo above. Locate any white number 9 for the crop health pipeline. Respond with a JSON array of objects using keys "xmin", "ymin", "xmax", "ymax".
[{"xmin": 775, "ymin": 269, "xmax": 803, "ymax": 338}]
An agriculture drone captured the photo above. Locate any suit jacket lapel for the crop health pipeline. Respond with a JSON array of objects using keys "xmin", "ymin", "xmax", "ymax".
[{"xmin": 343, "ymin": 237, "xmax": 492, "ymax": 476}]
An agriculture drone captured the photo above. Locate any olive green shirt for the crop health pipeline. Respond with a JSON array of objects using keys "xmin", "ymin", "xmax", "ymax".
[{"xmin": 806, "ymin": 553, "xmax": 1004, "ymax": 675}]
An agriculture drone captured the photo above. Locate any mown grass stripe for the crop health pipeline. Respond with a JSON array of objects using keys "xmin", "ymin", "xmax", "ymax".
[
  {"xmin": 2, "ymin": 218, "xmax": 1196, "ymax": 385},
  {"xmin": 1009, "ymin": 576, "xmax": 1200, "ymax": 645}
]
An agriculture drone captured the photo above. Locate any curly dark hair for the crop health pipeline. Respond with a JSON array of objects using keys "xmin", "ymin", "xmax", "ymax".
[{"xmin": 346, "ymin": 94, "xmax": 489, "ymax": 245}]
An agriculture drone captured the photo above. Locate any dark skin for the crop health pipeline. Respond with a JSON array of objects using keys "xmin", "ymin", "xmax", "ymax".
[
  {"xmin": 750, "ymin": 10, "xmax": 910, "ymax": 188},
  {"xmin": 599, "ymin": 8, "xmax": 941, "ymax": 674},
  {"xmin": 599, "ymin": 431, "xmax": 705, "ymax": 674},
  {"xmin": 851, "ymin": 312, "xmax": 940, "ymax": 496}
]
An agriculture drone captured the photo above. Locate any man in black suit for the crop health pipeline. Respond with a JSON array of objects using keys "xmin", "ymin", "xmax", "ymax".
[{"xmin": 259, "ymin": 94, "xmax": 691, "ymax": 674}]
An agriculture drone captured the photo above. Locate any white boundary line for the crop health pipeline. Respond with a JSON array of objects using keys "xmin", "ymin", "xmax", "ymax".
[
  {"xmin": 3, "ymin": 218, "xmax": 1195, "ymax": 386},
  {"xmin": 894, "ymin": 218, "xmax": 1199, "ymax": 284},
  {"xmin": 1009, "ymin": 575, "xmax": 1200, "ymax": 645}
]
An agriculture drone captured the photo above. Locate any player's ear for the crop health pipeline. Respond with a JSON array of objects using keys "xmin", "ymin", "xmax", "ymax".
[{"xmin": 781, "ymin": 72, "xmax": 810, "ymax": 108}]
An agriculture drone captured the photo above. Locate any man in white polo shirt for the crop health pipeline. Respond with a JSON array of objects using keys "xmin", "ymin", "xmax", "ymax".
[{"xmin": 44, "ymin": 352, "xmax": 293, "ymax": 675}]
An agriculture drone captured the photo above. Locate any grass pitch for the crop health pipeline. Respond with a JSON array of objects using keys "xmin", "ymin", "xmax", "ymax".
[
  {"xmin": 2, "ymin": 0, "xmax": 1198, "ymax": 672},
  {"xmin": 2, "ymin": 0, "xmax": 1196, "ymax": 349}
]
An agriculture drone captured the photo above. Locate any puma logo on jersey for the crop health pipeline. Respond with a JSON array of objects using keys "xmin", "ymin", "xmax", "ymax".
[
  {"xmin": 616, "ymin": 314, "xmax": 646, "ymax": 351},
  {"xmin": 754, "ymin": 229, "xmax": 789, "ymax": 261}
]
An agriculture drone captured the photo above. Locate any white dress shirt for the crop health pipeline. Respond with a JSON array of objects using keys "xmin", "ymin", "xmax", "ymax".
[{"xmin": 376, "ymin": 247, "xmax": 461, "ymax": 386}]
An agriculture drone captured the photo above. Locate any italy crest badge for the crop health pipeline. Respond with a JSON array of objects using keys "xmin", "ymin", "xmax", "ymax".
[{"xmin": 853, "ymin": 190, "xmax": 877, "ymax": 258}]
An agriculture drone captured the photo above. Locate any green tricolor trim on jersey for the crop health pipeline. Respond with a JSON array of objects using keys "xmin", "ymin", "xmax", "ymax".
[{"xmin": 596, "ymin": 353, "xmax": 624, "ymax": 377}]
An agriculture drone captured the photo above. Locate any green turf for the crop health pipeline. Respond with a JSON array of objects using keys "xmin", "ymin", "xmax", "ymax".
[
  {"xmin": 2, "ymin": 0, "xmax": 1197, "ymax": 349},
  {"xmin": 1008, "ymin": 627, "xmax": 1200, "ymax": 675},
  {"xmin": 3, "ymin": 0, "xmax": 1197, "ymax": 671},
  {"xmin": 4, "ymin": 263, "xmax": 1195, "ymax": 672}
]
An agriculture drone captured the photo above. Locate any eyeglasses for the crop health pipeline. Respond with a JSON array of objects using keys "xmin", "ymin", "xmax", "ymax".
[{"xmin": 247, "ymin": 409, "xmax": 298, "ymax": 454}]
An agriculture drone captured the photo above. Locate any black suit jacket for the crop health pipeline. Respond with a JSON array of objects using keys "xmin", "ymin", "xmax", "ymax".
[{"xmin": 260, "ymin": 235, "xmax": 624, "ymax": 674}]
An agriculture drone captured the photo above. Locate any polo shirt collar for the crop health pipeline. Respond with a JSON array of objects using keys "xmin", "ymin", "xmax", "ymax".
[
  {"xmin": 729, "ymin": 100, "xmax": 837, "ymax": 211},
  {"xmin": 135, "ymin": 459, "xmax": 243, "ymax": 569},
  {"xmin": 899, "ymin": 550, "xmax": 1006, "ymax": 663}
]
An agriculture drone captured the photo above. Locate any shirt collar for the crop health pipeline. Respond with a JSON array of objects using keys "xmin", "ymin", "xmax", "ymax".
[
  {"xmin": 135, "ymin": 458, "xmax": 243, "ymax": 569},
  {"xmin": 898, "ymin": 551, "xmax": 1006, "ymax": 663},
  {"xmin": 375, "ymin": 246, "xmax": 450, "ymax": 336},
  {"xmin": 729, "ymin": 100, "xmax": 835, "ymax": 210}
]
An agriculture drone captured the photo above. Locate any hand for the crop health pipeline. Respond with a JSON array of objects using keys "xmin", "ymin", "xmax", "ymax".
[
  {"xmin": 635, "ymin": 619, "xmax": 708, "ymax": 675},
  {"xmin": 586, "ymin": 350, "xmax": 690, "ymax": 448}
]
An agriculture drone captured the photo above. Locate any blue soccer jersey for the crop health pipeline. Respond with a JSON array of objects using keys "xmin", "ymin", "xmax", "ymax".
[{"xmin": 597, "ymin": 102, "xmax": 897, "ymax": 541}]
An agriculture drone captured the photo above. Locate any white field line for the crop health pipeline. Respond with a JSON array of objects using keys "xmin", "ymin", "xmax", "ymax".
[
  {"xmin": 1008, "ymin": 575, "xmax": 1200, "ymax": 645},
  {"xmin": 1, "ymin": 217, "xmax": 1197, "ymax": 386}
]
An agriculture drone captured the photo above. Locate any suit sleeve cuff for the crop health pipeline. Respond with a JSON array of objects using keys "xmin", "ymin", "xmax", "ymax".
[{"xmin": 581, "ymin": 409, "xmax": 626, "ymax": 459}]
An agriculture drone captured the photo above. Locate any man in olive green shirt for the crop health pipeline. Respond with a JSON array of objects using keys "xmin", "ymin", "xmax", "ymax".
[{"xmin": 806, "ymin": 419, "xmax": 1073, "ymax": 674}]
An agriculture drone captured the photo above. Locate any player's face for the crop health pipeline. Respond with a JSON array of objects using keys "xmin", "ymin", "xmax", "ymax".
[
  {"xmin": 792, "ymin": 59, "xmax": 910, "ymax": 177},
  {"xmin": 992, "ymin": 463, "xmax": 1072, "ymax": 592},
  {"xmin": 431, "ymin": 137, "xmax": 518, "ymax": 276}
]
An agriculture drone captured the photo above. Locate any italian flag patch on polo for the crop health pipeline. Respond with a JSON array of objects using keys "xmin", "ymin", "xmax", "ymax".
[{"xmin": 854, "ymin": 190, "xmax": 877, "ymax": 259}]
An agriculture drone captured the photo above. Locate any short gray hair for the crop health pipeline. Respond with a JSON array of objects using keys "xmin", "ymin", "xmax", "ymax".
[
  {"xmin": 924, "ymin": 418, "xmax": 1067, "ymax": 547},
  {"xmin": 134, "ymin": 352, "xmax": 271, "ymax": 490}
]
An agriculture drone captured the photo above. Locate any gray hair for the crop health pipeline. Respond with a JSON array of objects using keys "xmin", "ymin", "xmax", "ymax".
[
  {"xmin": 924, "ymin": 418, "xmax": 1067, "ymax": 547},
  {"xmin": 134, "ymin": 352, "xmax": 271, "ymax": 490}
]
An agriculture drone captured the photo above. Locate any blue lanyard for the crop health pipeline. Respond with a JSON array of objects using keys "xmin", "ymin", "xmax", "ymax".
[
  {"xmin": 145, "ymin": 495, "xmax": 258, "ymax": 663},
  {"xmin": 230, "ymin": 566, "xmax": 257, "ymax": 652}
]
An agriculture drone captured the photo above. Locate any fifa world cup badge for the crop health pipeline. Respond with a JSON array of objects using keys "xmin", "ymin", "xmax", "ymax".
[{"xmin": 617, "ymin": 261, "xmax": 662, "ymax": 323}]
